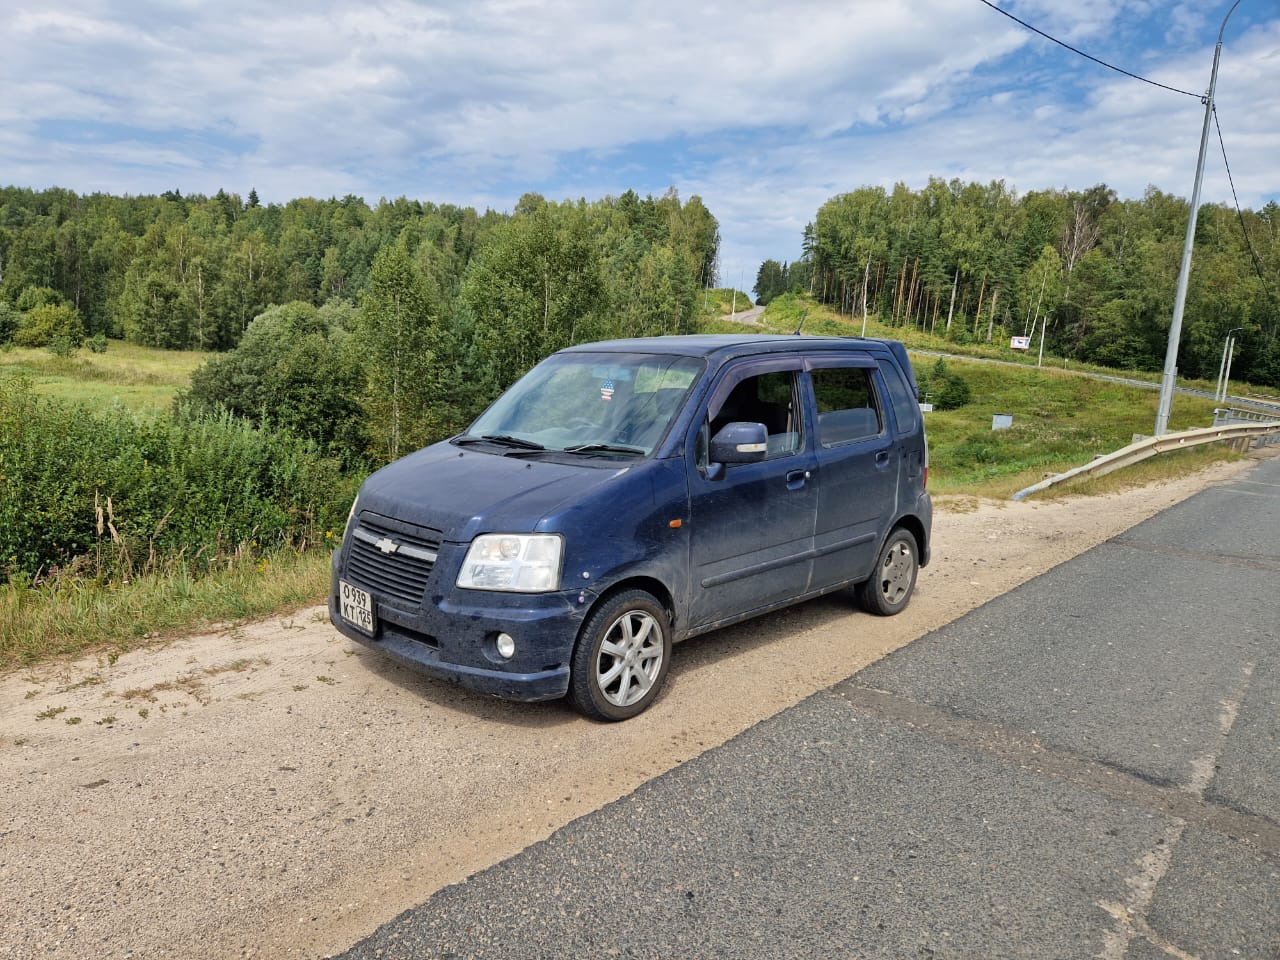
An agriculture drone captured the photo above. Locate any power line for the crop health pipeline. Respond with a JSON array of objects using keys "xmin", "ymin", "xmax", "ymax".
[
  {"xmin": 977, "ymin": 0, "xmax": 1201, "ymax": 99},
  {"xmin": 1213, "ymin": 106, "xmax": 1274, "ymax": 297}
]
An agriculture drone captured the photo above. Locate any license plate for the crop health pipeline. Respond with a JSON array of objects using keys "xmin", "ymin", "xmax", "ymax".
[{"xmin": 339, "ymin": 579, "xmax": 375, "ymax": 635}]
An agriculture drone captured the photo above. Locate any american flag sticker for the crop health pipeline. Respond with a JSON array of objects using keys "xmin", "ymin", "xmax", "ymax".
[{"xmin": 600, "ymin": 378, "xmax": 615, "ymax": 401}]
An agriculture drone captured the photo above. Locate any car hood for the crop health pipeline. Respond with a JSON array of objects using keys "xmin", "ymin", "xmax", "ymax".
[{"xmin": 354, "ymin": 441, "xmax": 632, "ymax": 542}]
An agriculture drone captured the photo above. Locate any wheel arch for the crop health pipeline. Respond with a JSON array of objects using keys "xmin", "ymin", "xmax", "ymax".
[
  {"xmin": 891, "ymin": 513, "xmax": 929, "ymax": 567},
  {"xmin": 580, "ymin": 576, "xmax": 678, "ymax": 642}
]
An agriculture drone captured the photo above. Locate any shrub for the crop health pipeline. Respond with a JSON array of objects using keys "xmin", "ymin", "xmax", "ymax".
[
  {"xmin": 181, "ymin": 301, "xmax": 367, "ymax": 463},
  {"xmin": 918, "ymin": 358, "xmax": 972, "ymax": 411},
  {"xmin": 14, "ymin": 303, "xmax": 86, "ymax": 349},
  {"xmin": 87, "ymin": 333, "xmax": 109, "ymax": 354},
  {"xmin": 47, "ymin": 335, "xmax": 78, "ymax": 358},
  {"xmin": 0, "ymin": 302, "xmax": 17, "ymax": 344},
  {"xmin": 0, "ymin": 379, "xmax": 356, "ymax": 585},
  {"xmin": 935, "ymin": 372, "xmax": 972, "ymax": 409}
]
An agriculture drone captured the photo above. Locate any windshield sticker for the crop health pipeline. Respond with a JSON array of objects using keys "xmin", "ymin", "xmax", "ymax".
[{"xmin": 600, "ymin": 378, "xmax": 615, "ymax": 402}]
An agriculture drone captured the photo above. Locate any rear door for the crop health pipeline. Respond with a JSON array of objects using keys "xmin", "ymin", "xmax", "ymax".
[
  {"xmin": 805, "ymin": 355, "xmax": 898, "ymax": 589},
  {"xmin": 686, "ymin": 358, "xmax": 818, "ymax": 629}
]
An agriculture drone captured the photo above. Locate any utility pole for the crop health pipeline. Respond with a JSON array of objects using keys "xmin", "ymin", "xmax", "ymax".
[{"xmin": 1155, "ymin": 0, "xmax": 1242, "ymax": 435}]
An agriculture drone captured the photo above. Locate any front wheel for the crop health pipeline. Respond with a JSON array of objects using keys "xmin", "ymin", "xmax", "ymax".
[
  {"xmin": 568, "ymin": 590, "xmax": 671, "ymax": 721},
  {"xmin": 855, "ymin": 528, "xmax": 919, "ymax": 616}
]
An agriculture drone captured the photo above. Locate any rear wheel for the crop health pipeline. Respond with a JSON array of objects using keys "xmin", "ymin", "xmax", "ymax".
[
  {"xmin": 856, "ymin": 528, "xmax": 918, "ymax": 616},
  {"xmin": 568, "ymin": 589, "xmax": 671, "ymax": 721}
]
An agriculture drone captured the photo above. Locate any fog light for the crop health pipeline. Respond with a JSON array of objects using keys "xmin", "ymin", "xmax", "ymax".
[{"xmin": 495, "ymin": 633, "xmax": 517, "ymax": 660}]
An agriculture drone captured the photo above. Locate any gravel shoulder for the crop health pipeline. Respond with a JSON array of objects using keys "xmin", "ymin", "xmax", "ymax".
[{"xmin": 0, "ymin": 457, "xmax": 1259, "ymax": 960}]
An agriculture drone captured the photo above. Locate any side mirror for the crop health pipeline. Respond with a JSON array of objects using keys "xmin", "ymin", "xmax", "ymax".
[{"xmin": 709, "ymin": 421, "xmax": 768, "ymax": 466}]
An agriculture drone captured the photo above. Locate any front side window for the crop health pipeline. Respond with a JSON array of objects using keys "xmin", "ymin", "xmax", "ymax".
[
  {"xmin": 704, "ymin": 369, "xmax": 803, "ymax": 462},
  {"xmin": 812, "ymin": 366, "xmax": 883, "ymax": 446},
  {"xmin": 466, "ymin": 352, "xmax": 702, "ymax": 457}
]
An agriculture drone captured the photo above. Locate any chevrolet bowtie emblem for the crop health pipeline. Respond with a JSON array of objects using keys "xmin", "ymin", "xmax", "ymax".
[{"xmin": 374, "ymin": 537, "xmax": 400, "ymax": 555}]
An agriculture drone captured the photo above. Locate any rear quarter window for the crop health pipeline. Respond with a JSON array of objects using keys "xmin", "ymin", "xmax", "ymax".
[{"xmin": 877, "ymin": 358, "xmax": 919, "ymax": 433}]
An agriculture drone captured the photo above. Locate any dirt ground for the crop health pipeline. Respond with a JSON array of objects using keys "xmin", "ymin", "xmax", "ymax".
[{"xmin": 0, "ymin": 457, "xmax": 1260, "ymax": 960}]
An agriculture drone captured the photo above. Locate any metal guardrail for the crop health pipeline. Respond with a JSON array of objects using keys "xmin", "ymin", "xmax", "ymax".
[
  {"xmin": 1011, "ymin": 421, "xmax": 1280, "ymax": 501},
  {"xmin": 1215, "ymin": 406, "xmax": 1280, "ymax": 427}
]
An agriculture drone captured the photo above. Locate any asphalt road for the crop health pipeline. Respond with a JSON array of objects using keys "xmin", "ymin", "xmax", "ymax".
[{"xmin": 336, "ymin": 456, "xmax": 1280, "ymax": 960}]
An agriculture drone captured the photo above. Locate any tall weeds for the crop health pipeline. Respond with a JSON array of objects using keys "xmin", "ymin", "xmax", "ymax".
[{"xmin": 0, "ymin": 377, "xmax": 355, "ymax": 588}]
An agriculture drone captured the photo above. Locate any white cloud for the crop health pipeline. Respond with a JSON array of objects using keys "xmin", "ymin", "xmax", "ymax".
[{"xmin": 0, "ymin": 0, "xmax": 1275, "ymax": 286}]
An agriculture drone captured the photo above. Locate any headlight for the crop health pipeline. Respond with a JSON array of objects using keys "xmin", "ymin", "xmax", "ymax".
[{"xmin": 457, "ymin": 534, "xmax": 563, "ymax": 592}]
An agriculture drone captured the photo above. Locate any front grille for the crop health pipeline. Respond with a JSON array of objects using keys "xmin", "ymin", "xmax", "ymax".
[{"xmin": 345, "ymin": 515, "xmax": 443, "ymax": 607}]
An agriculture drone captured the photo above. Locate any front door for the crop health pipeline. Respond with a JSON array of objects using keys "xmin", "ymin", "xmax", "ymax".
[{"xmin": 686, "ymin": 363, "xmax": 818, "ymax": 629}]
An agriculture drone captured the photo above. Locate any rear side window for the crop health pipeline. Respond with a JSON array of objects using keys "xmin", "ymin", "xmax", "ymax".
[
  {"xmin": 811, "ymin": 367, "xmax": 882, "ymax": 446},
  {"xmin": 877, "ymin": 358, "xmax": 919, "ymax": 433}
]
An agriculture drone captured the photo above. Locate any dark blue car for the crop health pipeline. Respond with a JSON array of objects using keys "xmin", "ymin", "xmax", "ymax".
[{"xmin": 330, "ymin": 334, "xmax": 932, "ymax": 720}]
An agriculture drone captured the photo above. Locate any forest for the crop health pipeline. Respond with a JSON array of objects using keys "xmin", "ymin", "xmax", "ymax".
[
  {"xmin": 0, "ymin": 185, "xmax": 720, "ymax": 460},
  {"xmin": 755, "ymin": 178, "xmax": 1280, "ymax": 389}
]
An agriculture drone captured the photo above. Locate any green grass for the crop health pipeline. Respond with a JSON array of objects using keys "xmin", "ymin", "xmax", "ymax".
[
  {"xmin": 0, "ymin": 547, "xmax": 332, "ymax": 671},
  {"xmin": 0, "ymin": 340, "xmax": 211, "ymax": 414},
  {"xmin": 920, "ymin": 362, "xmax": 1222, "ymax": 498},
  {"xmin": 0, "ymin": 340, "xmax": 348, "ymax": 671},
  {"xmin": 699, "ymin": 287, "xmax": 755, "ymax": 320}
]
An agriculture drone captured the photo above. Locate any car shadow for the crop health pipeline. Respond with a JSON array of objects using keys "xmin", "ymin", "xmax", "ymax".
[{"xmin": 341, "ymin": 590, "xmax": 865, "ymax": 728}]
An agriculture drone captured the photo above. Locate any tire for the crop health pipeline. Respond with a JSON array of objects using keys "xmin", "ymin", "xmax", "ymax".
[
  {"xmin": 855, "ymin": 528, "xmax": 919, "ymax": 616},
  {"xmin": 568, "ymin": 589, "xmax": 671, "ymax": 721}
]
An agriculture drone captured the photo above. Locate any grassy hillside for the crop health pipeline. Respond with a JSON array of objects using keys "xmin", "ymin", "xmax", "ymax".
[
  {"xmin": 0, "ymin": 341, "xmax": 210, "ymax": 414},
  {"xmin": 752, "ymin": 292, "xmax": 1267, "ymax": 397}
]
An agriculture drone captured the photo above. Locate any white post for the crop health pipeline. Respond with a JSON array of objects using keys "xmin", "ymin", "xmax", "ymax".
[
  {"xmin": 1222, "ymin": 335, "xmax": 1237, "ymax": 402},
  {"xmin": 861, "ymin": 254, "xmax": 871, "ymax": 337},
  {"xmin": 1216, "ymin": 327, "xmax": 1242, "ymax": 402},
  {"xmin": 1215, "ymin": 336, "xmax": 1231, "ymax": 402}
]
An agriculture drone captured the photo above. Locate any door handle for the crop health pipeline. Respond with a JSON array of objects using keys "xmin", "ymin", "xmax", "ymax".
[
  {"xmin": 785, "ymin": 469, "xmax": 811, "ymax": 489},
  {"xmin": 875, "ymin": 451, "xmax": 890, "ymax": 465}
]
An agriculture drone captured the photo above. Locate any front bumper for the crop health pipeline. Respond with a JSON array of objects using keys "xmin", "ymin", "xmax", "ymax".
[{"xmin": 329, "ymin": 553, "xmax": 592, "ymax": 702}]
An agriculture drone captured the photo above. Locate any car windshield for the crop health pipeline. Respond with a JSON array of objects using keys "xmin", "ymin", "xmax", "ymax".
[{"xmin": 464, "ymin": 352, "xmax": 703, "ymax": 457}]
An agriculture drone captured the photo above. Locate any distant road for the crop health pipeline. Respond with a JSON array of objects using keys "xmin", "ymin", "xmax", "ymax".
[{"xmin": 727, "ymin": 304, "xmax": 765, "ymax": 325}]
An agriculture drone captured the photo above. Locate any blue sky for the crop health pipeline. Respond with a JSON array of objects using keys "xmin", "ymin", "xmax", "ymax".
[{"xmin": 2, "ymin": 1, "xmax": 1276, "ymax": 289}]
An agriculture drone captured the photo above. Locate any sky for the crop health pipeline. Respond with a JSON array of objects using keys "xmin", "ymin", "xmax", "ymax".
[{"xmin": 2, "ymin": 0, "xmax": 1277, "ymax": 290}]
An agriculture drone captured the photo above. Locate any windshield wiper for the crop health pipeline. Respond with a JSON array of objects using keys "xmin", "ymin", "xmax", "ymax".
[
  {"xmin": 452, "ymin": 434, "xmax": 547, "ymax": 454},
  {"xmin": 562, "ymin": 442, "xmax": 645, "ymax": 457},
  {"xmin": 453, "ymin": 433, "xmax": 545, "ymax": 449},
  {"xmin": 483, "ymin": 434, "xmax": 545, "ymax": 450}
]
